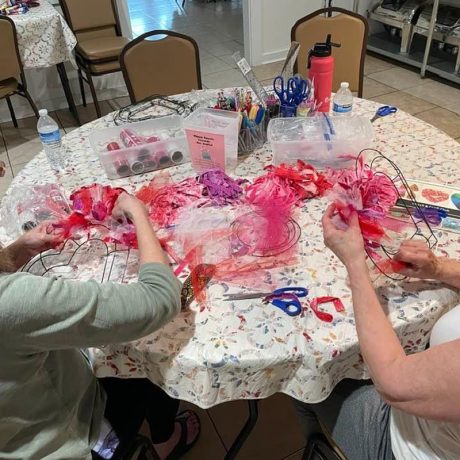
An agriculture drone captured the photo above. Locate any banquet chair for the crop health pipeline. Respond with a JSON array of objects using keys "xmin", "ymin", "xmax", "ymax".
[
  {"xmin": 291, "ymin": 7, "xmax": 368, "ymax": 97},
  {"xmin": 0, "ymin": 16, "xmax": 39, "ymax": 128},
  {"xmin": 120, "ymin": 30, "xmax": 202, "ymax": 104},
  {"xmin": 59, "ymin": 0, "xmax": 129, "ymax": 118}
]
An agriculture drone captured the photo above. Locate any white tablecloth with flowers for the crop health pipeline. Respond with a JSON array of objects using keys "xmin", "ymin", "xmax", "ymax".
[
  {"xmin": 10, "ymin": 0, "xmax": 76, "ymax": 69},
  {"xmin": 1, "ymin": 91, "xmax": 459, "ymax": 408}
]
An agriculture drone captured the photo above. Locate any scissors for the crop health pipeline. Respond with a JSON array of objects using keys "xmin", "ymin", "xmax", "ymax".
[
  {"xmin": 223, "ymin": 286, "xmax": 308, "ymax": 317},
  {"xmin": 273, "ymin": 75, "xmax": 310, "ymax": 107},
  {"xmin": 371, "ymin": 105, "xmax": 397, "ymax": 123}
]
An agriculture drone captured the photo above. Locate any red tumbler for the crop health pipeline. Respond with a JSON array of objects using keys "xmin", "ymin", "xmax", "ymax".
[{"xmin": 307, "ymin": 34, "xmax": 340, "ymax": 113}]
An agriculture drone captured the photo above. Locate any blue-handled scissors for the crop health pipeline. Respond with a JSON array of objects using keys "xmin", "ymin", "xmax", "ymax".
[
  {"xmin": 371, "ymin": 105, "xmax": 397, "ymax": 123},
  {"xmin": 273, "ymin": 75, "xmax": 310, "ymax": 107},
  {"xmin": 223, "ymin": 286, "xmax": 308, "ymax": 316}
]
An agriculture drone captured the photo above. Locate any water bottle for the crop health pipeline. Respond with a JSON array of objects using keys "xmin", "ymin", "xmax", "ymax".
[
  {"xmin": 307, "ymin": 34, "xmax": 340, "ymax": 113},
  {"xmin": 37, "ymin": 109, "xmax": 65, "ymax": 171},
  {"xmin": 333, "ymin": 82, "xmax": 353, "ymax": 116}
]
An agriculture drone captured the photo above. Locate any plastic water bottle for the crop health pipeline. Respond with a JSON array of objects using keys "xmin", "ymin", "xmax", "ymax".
[
  {"xmin": 37, "ymin": 109, "xmax": 65, "ymax": 171},
  {"xmin": 333, "ymin": 82, "xmax": 353, "ymax": 116}
]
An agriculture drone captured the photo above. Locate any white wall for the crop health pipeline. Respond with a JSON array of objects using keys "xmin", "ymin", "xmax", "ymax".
[{"xmin": 244, "ymin": 0, "xmax": 363, "ymax": 66}]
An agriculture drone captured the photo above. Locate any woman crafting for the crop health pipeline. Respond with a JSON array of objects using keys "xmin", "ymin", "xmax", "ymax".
[
  {"xmin": 0, "ymin": 192, "xmax": 200, "ymax": 459},
  {"xmin": 296, "ymin": 204, "xmax": 460, "ymax": 459}
]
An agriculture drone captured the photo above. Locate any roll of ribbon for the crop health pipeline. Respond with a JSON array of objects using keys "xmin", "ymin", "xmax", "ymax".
[
  {"xmin": 170, "ymin": 150, "xmax": 184, "ymax": 164},
  {"xmin": 120, "ymin": 129, "xmax": 145, "ymax": 148},
  {"xmin": 107, "ymin": 142, "xmax": 121, "ymax": 152},
  {"xmin": 114, "ymin": 159, "xmax": 130, "ymax": 177},
  {"xmin": 130, "ymin": 161, "xmax": 145, "ymax": 174},
  {"xmin": 138, "ymin": 148, "xmax": 157, "ymax": 169}
]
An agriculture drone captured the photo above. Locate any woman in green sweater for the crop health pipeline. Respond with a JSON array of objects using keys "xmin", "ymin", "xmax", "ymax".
[{"xmin": 0, "ymin": 193, "xmax": 200, "ymax": 459}]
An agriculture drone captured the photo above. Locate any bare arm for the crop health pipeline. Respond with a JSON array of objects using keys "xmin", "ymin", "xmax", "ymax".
[{"xmin": 322, "ymin": 205, "xmax": 460, "ymax": 422}]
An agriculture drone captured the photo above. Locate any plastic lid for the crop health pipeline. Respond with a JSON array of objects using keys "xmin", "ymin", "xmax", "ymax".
[
  {"xmin": 39, "ymin": 109, "xmax": 48, "ymax": 116},
  {"xmin": 340, "ymin": 82, "xmax": 350, "ymax": 88}
]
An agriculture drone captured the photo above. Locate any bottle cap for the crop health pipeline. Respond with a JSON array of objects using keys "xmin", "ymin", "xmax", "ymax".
[
  {"xmin": 340, "ymin": 82, "xmax": 349, "ymax": 88},
  {"xmin": 39, "ymin": 109, "xmax": 48, "ymax": 117},
  {"xmin": 307, "ymin": 34, "xmax": 341, "ymax": 68}
]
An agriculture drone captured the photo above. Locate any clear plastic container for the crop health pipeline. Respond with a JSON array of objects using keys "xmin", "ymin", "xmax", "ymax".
[
  {"xmin": 268, "ymin": 114, "xmax": 374, "ymax": 169},
  {"xmin": 89, "ymin": 116, "xmax": 189, "ymax": 180},
  {"xmin": 183, "ymin": 108, "xmax": 240, "ymax": 172}
]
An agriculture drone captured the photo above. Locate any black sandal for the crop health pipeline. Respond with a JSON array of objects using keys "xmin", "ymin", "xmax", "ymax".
[{"xmin": 165, "ymin": 410, "xmax": 201, "ymax": 460}]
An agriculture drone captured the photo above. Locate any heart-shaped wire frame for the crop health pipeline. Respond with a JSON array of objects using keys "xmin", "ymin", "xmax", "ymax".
[
  {"xmin": 22, "ymin": 234, "xmax": 133, "ymax": 284},
  {"xmin": 358, "ymin": 149, "xmax": 438, "ymax": 280}
]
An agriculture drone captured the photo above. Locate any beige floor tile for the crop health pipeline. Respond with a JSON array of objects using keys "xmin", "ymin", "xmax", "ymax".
[
  {"xmin": 253, "ymin": 61, "xmax": 284, "ymax": 81},
  {"xmin": 1, "ymin": 115, "xmax": 43, "ymax": 151},
  {"xmin": 369, "ymin": 91, "xmax": 435, "ymax": 115},
  {"xmin": 283, "ymin": 448, "xmax": 305, "ymax": 460},
  {"xmin": 7, "ymin": 137, "xmax": 42, "ymax": 167},
  {"xmin": 202, "ymin": 68, "xmax": 247, "ymax": 89},
  {"xmin": 208, "ymin": 394, "xmax": 305, "ymax": 460},
  {"xmin": 414, "ymin": 107, "xmax": 460, "ymax": 139},
  {"xmin": 180, "ymin": 402, "xmax": 227, "ymax": 460},
  {"xmin": 362, "ymin": 77, "xmax": 396, "ymax": 99},
  {"xmin": 364, "ymin": 54, "xmax": 395, "ymax": 76},
  {"xmin": 201, "ymin": 56, "xmax": 233, "ymax": 76},
  {"xmin": 368, "ymin": 67, "xmax": 426, "ymax": 90},
  {"xmin": 403, "ymin": 80, "xmax": 460, "ymax": 115}
]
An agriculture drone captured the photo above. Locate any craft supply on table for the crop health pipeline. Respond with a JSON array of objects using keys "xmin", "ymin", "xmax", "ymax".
[
  {"xmin": 181, "ymin": 264, "xmax": 216, "ymax": 310},
  {"xmin": 307, "ymin": 34, "xmax": 341, "ymax": 113},
  {"xmin": 268, "ymin": 114, "xmax": 374, "ymax": 169},
  {"xmin": 183, "ymin": 108, "xmax": 240, "ymax": 172},
  {"xmin": 0, "ymin": 0, "xmax": 39, "ymax": 15},
  {"xmin": 224, "ymin": 287, "xmax": 308, "ymax": 317},
  {"xmin": 280, "ymin": 41, "xmax": 301, "ymax": 80},
  {"xmin": 232, "ymin": 51, "xmax": 270, "ymax": 107},
  {"xmin": 370, "ymin": 105, "xmax": 398, "ymax": 123},
  {"xmin": 309, "ymin": 296, "xmax": 345, "ymax": 323},
  {"xmin": 273, "ymin": 75, "xmax": 312, "ymax": 117},
  {"xmin": 89, "ymin": 115, "xmax": 189, "ymax": 179}
]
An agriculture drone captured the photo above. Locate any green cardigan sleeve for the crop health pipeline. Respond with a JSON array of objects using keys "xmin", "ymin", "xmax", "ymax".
[{"xmin": 0, "ymin": 263, "xmax": 181, "ymax": 351}]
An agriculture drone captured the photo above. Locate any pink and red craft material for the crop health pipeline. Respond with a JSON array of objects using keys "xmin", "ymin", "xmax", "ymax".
[
  {"xmin": 198, "ymin": 169, "xmax": 246, "ymax": 206},
  {"xmin": 309, "ymin": 296, "xmax": 345, "ymax": 323}
]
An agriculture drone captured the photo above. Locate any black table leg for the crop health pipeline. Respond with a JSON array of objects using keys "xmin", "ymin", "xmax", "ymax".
[
  {"xmin": 224, "ymin": 400, "xmax": 259, "ymax": 460},
  {"xmin": 56, "ymin": 62, "xmax": 81, "ymax": 126}
]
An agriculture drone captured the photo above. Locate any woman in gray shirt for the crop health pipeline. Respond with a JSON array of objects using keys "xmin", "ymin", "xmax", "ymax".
[{"xmin": 0, "ymin": 193, "xmax": 200, "ymax": 459}]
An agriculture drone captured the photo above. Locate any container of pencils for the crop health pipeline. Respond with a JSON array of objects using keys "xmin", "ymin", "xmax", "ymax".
[{"xmin": 238, "ymin": 112, "xmax": 269, "ymax": 154}]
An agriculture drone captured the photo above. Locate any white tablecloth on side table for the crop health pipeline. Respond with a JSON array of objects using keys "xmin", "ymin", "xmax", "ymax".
[
  {"xmin": 11, "ymin": 0, "xmax": 76, "ymax": 69},
  {"xmin": 1, "ymin": 93, "xmax": 459, "ymax": 409}
]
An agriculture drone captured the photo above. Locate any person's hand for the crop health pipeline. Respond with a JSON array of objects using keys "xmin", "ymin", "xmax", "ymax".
[
  {"xmin": 393, "ymin": 240, "xmax": 440, "ymax": 279},
  {"xmin": 112, "ymin": 192, "xmax": 148, "ymax": 221},
  {"xmin": 322, "ymin": 204, "xmax": 366, "ymax": 269},
  {"xmin": 7, "ymin": 222, "xmax": 63, "ymax": 269}
]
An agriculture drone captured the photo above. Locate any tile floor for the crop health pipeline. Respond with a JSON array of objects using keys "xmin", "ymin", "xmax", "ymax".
[{"xmin": 1, "ymin": 1, "xmax": 460, "ymax": 458}]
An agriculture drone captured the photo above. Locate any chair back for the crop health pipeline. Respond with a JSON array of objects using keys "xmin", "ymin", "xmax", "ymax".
[
  {"xmin": 120, "ymin": 30, "xmax": 202, "ymax": 104},
  {"xmin": 291, "ymin": 8, "xmax": 368, "ymax": 97},
  {"xmin": 59, "ymin": 0, "xmax": 122, "ymax": 42},
  {"xmin": 0, "ymin": 16, "xmax": 22, "ymax": 83}
]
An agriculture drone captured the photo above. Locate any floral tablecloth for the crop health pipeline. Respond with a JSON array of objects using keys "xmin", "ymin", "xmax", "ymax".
[
  {"xmin": 1, "ymin": 92, "xmax": 459, "ymax": 408},
  {"xmin": 10, "ymin": 0, "xmax": 77, "ymax": 69}
]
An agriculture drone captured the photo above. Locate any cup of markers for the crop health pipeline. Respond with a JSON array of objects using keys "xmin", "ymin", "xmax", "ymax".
[{"xmin": 214, "ymin": 89, "xmax": 272, "ymax": 155}]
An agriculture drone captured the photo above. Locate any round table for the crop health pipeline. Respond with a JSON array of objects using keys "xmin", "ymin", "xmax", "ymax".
[{"xmin": 1, "ymin": 92, "xmax": 459, "ymax": 409}]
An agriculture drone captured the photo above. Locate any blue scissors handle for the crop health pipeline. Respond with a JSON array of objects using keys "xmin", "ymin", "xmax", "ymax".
[
  {"xmin": 273, "ymin": 287, "xmax": 308, "ymax": 298},
  {"xmin": 265, "ymin": 293, "xmax": 302, "ymax": 316},
  {"xmin": 377, "ymin": 105, "xmax": 397, "ymax": 116}
]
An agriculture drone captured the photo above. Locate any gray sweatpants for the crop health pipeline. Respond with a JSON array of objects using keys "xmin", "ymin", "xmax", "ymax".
[{"xmin": 294, "ymin": 379, "xmax": 395, "ymax": 460}]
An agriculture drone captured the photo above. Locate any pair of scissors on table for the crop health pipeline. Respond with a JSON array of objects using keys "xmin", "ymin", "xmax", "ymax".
[
  {"xmin": 223, "ymin": 287, "xmax": 308, "ymax": 317},
  {"xmin": 371, "ymin": 105, "xmax": 397, "ymax": 123},
  {"xmin": 273, "ymin": 75, "xmax": 310, "ymax": 107}
]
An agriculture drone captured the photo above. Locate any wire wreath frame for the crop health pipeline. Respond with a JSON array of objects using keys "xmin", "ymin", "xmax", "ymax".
[
  {"xmin": 113, "ymin": 95, "xmax": 198, "ymax": 126},
  {"xmin": 359, "ymin": 149, "xmax": 438, "ymax": 280},
  {"xmin": 22, "ymin": 227, "xmax": 132, "ymax": 284}
]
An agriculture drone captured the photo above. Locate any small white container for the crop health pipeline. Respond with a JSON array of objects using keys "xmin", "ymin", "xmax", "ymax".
[
  {"xmin": 268, "ymin": 114, "xmax": 374, "ymax": 169},
  {"xmin": 89, "ymin": 115, "xmax": 189, "ymax": 180},
  {"xmin": 184, "ymin": 108, "xmax": 240, "ymax": 172}
]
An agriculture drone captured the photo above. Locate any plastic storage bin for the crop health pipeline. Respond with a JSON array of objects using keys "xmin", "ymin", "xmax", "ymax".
[
  {"xmin": 184, "ymin": 108, "xmax": 240, "ymax": 172},
  {"xmin": 268, "ymin": 114, "xmax": 374, "ymax": 169},
  {"xmin": 89, "ymin": 115, "xmax": 189, "ymax": 180}
]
